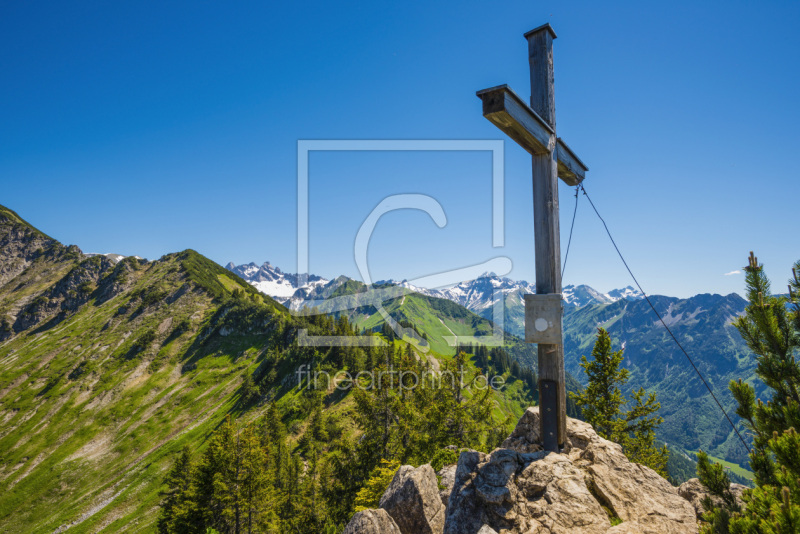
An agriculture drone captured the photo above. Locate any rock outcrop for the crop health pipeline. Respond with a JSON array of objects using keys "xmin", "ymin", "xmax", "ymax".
[
  {"xmin": 443, "ymin": 408, "xmax": 698, "ymax": 533},
  {"xmin": 344, "ymin": 406, "xmax": 700, "ymax": 534},
  {"xmin": 438, "ymin": 464, "xmax": 457, "ymax": 508},
  {"xmin": 678, "ymin": 477, "xmax": 747, "ymax": 520},
  {"xmin": 379, "ymin": 464, "xmax": 446, "ymax": 534},
  {"xmin": 342, "ymin": 509, "xmax": 401, "ymax": 534},
  {"xmin": 0, "ymin": 207, "xmax": 59, "ymax": 288}
]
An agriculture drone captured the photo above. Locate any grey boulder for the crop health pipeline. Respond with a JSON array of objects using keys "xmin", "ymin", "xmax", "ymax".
[
  {"xmin": 380, "ymin": 463, "xmax": 445, "ymax": 534},
  {"xmin": 343, "ymin": 508, "xmax": 401, "ymax": 534}
]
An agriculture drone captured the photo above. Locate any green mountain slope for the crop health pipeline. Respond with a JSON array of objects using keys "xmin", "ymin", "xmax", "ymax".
[
  {"xmin": 0, "ymin": 247, "xmax": 288, "ymax": 530},
  {"xmin": 562, "ymin": 294, "xmax": 762, "ymax": 466},
  {"xmin": 0, "ymin": 205, "xmax": 312, "ymax": 531},
  {"xmin": 0, "ymin": 205, "xmax": 539, "ymax": 532}
]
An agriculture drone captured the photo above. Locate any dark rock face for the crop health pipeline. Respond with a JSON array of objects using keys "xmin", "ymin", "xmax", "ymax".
[
  {"xmin": 12, "ymin": 255, "xmax": 114, "ymax": 332},
  {"xmin": 0, "ymin": 220, "xmax": 57, "ymax": 288}
]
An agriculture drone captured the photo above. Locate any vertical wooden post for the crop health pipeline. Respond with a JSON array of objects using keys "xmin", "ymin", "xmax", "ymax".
[{"xmin": 525, "ymin": 23, "xmax": 567, "ymax": 450}]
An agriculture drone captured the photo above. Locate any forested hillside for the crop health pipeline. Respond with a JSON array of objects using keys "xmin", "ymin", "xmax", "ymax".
[
  {"xmin": 0, "ymin": 205, "xmax": 540, "ymax": 532},
  {"xmin": 563, "ymin": 294, "xmax": 762, "ymax": 467},
  {"xmin": 297, "ymin": 280, "xmax": 584, "ymax": 414}
]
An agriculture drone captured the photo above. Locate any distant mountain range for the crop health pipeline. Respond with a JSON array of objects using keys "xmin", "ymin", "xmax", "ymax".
[
  {"xmin": 225, "ymin": 260, "xmax": 644, "ymax": 316},
  {"xmin": 562, "ymin": 292, "xmax": 759, "ymax": 467}
]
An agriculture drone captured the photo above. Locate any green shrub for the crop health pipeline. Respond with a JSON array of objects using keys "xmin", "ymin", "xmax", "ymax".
[
  {"xmin": 78, "ymin": 281, "xmax": 95, "ymax": 294},
  {"xmin": 174, "ymin": 318, "xmax": 192, "ymax": 334},
  {"xmin": 240, "ymin": 373, "xmax": 260, "ymax": 405},
  {"xmin": 140, "ymin": 287, "xmax": 169, "ymax": 308},
  {"xmin": 134, "ymin": 329, "xmax": 157, "ymax": 351},
  {"xmin": 430, "ymin": 448, "xmax": 459, "ymax": 472},
  {"xmin": 354, "ymin": 459, "xmax": 400, "ymax": 512}
]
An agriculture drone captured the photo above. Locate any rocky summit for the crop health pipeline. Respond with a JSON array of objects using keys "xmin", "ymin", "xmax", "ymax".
[{"xmin": 346, "ymin": 407, "xmax": 700, "ymax": 534}]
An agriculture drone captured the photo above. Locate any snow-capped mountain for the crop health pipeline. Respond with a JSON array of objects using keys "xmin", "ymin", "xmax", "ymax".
[
  {"xmin": 225, "ymin": 262, "xmax": 328, "ymax": 301},
  {"xmin": 389, "ymin": 273, "xmax": 537, "ymax": 314},
  {"xmin": 227, "ymin": 262, "xmax": 642, "ymax": 316},
  {"xmin": 606, "ymin": 286, "xmax": 644, "ymax": 302},
  {"xmin": 562, "ymin": 284, "xmax": 613, "ymax": 307}
]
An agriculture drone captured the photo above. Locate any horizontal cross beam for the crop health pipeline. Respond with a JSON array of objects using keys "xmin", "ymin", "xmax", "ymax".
[
  {"xmin": 555, "ymin": 138, "xmax": 587, "ymax": 187},
  {"xmin": 476, "ymin": 84, "xmax": 588, "ymax": 186}
]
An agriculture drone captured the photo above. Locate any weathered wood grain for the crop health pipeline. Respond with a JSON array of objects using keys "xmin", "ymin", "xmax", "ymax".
[
  {"xmin": 527, "ymin": 23, "xmax": 567, "ymax": 449},
  {"xmin": 476, "ymin": 85, "xmax": 554, "ymax": 156},
  {"xmin": 526, "ymin": 24, "xmax": 557, "ymax": 130},
  {"xmin": 556, "ymin": 138, "xmax": 587, "ymax": 186},
  {"xmin": 476, "ymin": 85, "xmax": 587, "ymax": 186}
]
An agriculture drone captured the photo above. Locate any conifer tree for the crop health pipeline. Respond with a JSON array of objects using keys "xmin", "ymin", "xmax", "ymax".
[
  {"xmin": 354, "ymin": 459, "xmax": 401, "ymax": 512},
  {"xmin": 352, "ymin": 356, "xmax": 402, "ymax": 462},
  {"xmin": 570, "ymin": 328, "xmax": 668, "ymax": 476},
  {"xmin": 157, "ymin": 446, "xmax": 194, "ymax": 534},
  {"xmin": 322, "ymin": 436, "xmax": 366, "ymax": 526},
  {"xmin": 238, "ymin": 424, "xmax": 273, "ymax": 532},
  {"xmin": 571, "ymin": 328, "xmax": 628, "ymax": 438},
  {"xmin": 209, "ymin": 417, "xmax": 242, "ymax": 532},
  {"xmin": 697, "ymin": 254, "xmax": 800, "ymax": 533}
]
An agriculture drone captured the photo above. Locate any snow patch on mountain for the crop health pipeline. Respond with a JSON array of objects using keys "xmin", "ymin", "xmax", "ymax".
[
  {"xmin": 226, "ymin": 262, "xmax": 328, "ymax": 304},
  {"xmin": 562, "ymin": 284, "xmax": 612, "ymax": 307},
  {"xmin": 86, "ymin": 253, "xmax": 144, "ymax": 264},
  {"xmin": 387, "ymin": 274, "xmax": 536, "ymax": 313},
  {"xmin": 605, "ymin": 285, "xmax": 644, "ymax": 302}
]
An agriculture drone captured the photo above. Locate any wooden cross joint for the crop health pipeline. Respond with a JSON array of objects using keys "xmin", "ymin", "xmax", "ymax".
[{"xmin": 476, "ymin": 85, "xmax": 588, "ymax": 186}]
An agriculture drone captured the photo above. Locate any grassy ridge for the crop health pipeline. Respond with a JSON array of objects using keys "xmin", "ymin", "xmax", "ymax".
[
  {"xmin": 0, "ymin": 248, "xmax": 293, "ymax": 532},
  {"xmin": 346, "ymin": 291, "xmax": 583, "ymax": 397},
  {"xmin": 0, "ymin": 205, "xmax": 53, "ymax": 240}
]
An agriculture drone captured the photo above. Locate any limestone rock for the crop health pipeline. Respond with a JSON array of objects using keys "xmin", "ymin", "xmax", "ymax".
[
  {"xmin": 380, "ymin": 464, "xmax": 445, "ymax": 534},
  {"xmin": 584, "ymin": 438, "xmax": 697, "ymax": 531},
  {"xmin": 438, "ymin": 464, "xmax": 457, "ymax": 508},
  {"xmin": 678, "ymin": 477, "xmax": 748, "ymax": 519},
  {"xmin": 445, "ymin": 407, "xmax": 698, "ymax": 534},
  {"xmin": 343, "ymin": 508, "xmax": 401, "ymax": 534},
  {"xmin": 501, "ymin": 406, "xmax": 542, "ymax": 453},
  {"xmin": 345, "ymin": 407, "xmax": 701, "ymax": 534},
  {"xmin": 445, "ymin": 448, "xmax": 610, "ymax": 534}
]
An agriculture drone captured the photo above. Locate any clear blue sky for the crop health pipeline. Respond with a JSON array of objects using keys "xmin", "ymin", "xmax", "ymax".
[{"xmin": 1, "ymin": 1, "xmax": 797, "ymax": 298}]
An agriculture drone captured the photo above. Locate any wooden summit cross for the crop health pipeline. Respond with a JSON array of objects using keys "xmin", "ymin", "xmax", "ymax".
[{"xmin": 477, "ymin": 23, "xmax": 588, "ymax": 452}]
